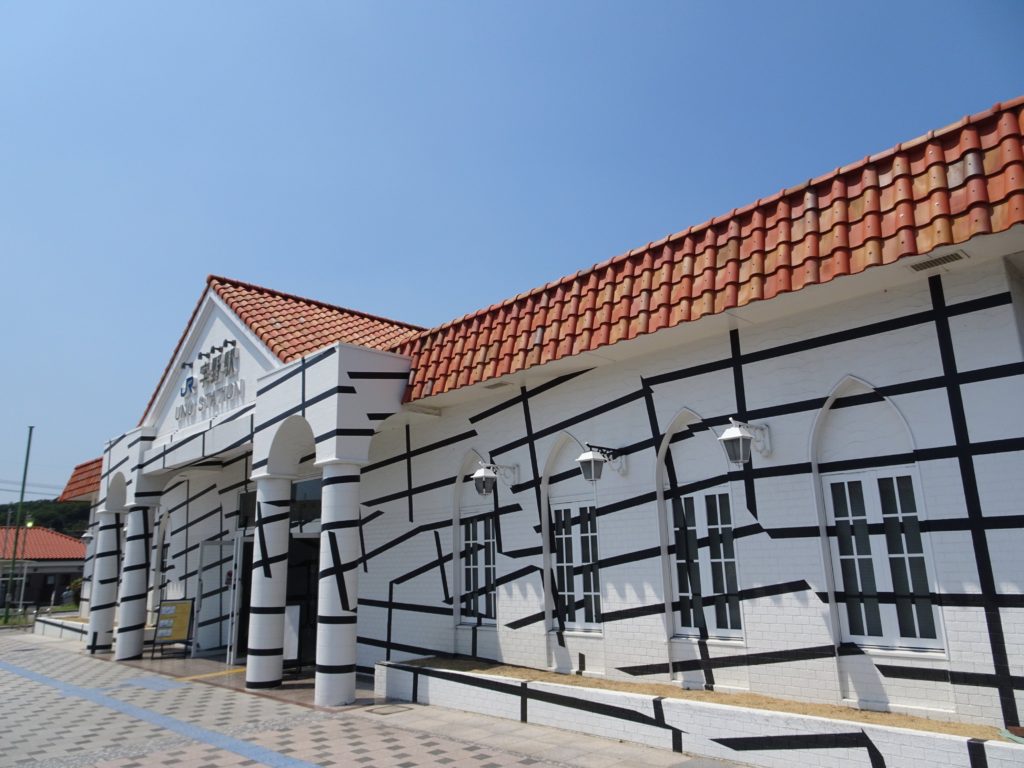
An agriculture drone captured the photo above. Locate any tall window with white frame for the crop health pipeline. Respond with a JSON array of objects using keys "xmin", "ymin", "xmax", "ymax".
[
  {"xmin": 551, "ymin": 503, "xmax": 601, "ymax": 629},
  {"xmin": 461, "ymin": 511, "xmax": 496, "ymax": 624},
  {"xmin": 823, "ymin": 469, "xmax": 939, "ymax": 647},
  {"xmin": 670, "ymin": 487, "xmax": 741, "ymax": 637}
]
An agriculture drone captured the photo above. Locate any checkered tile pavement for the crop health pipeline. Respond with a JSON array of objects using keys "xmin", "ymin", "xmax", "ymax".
[{"xmin": 0, "ymin": 633, "xmax": 732, "ymax": 767}]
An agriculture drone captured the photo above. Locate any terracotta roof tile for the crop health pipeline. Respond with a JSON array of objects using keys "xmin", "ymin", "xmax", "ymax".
[
  {"xmin": 0, "ymin": 527, "xmax": 85, "ymax": 560},
  {"xmin": 141, "ymin": 276, "xmax": 423, "ymax": 423},
  {"xmin": 391, "ymin": 97, "xmax": 1024, "ymax": 401},
  {"xmin": 58, "ymin": 458, "xmax": 102, "ymax": 502}
]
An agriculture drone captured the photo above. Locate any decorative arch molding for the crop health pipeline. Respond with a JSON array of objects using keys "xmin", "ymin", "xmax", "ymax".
[
  {"xmin": 262, "ymin": 414, "xmax": 317, "ymax": 479},
  {"xmin": 808, "ymin": 373, "xmax": 942, "ymax": 654},
  {"xmin": 539, "ymin": 430, "xmax": 588, "ymax": 501},
  {"xmin": 808, "ymin": 374, "xmax": 919, "ymax": 464},
  {"xmin": 104, "ymin": 472, "xmax": 128, "ymax": 513},
  {"xmin": 451, "ymin": 448, "xmax": 494, "ymax": 632},
  {"xmin": 653, "ymin": 406, "xmax": 724, "ymax": 494},
  {"xmin": 653, "ymin": 406, "xmax": 737, "ymax": 648}
]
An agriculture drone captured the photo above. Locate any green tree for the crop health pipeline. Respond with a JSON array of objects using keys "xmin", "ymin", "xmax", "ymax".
[{"xmin": 0, "ymin": 499, "xmax": 90, "ymax": 537}]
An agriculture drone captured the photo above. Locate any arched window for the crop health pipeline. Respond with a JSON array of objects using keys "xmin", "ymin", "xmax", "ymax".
[
  {"xmin": 544, "ymin": 435, "xmax": 602, "ymax": 631},
  {"xmin": 816, "ymin": 378, "xmax": 942, "ymax": 649},
  {"xmin": 661, "ymin": 410, "xmax": 741, "ymax": 638},
  {"xmin": 455, "ymin": 452, "xmax": 499, "ymax": 626},
  {"xmin": 550, "ymin": 501, "xmax": 601, "ymax": 629},
  {"xmin": 822, "ymin": 470, "xmax": 936, "ymax": 643},
  {"xmin": 460, "ymin": 505, "xmax": 496, "ymax": 624}
]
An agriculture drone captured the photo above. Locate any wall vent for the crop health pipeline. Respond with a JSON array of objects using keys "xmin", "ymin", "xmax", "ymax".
[{"xmin": 909, "ymin": 251, "xmax": 967, "ymax": 272}]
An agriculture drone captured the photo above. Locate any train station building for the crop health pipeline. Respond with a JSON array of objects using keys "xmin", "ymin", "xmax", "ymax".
[{"xmin": 59, "ymin": 97, "xmax": 1024, "ymax": 731}]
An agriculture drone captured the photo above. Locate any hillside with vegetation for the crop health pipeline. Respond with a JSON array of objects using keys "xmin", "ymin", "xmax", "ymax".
[{"xmin": 0, "ymin": 499, "xmax": 91, "ymax": 537}]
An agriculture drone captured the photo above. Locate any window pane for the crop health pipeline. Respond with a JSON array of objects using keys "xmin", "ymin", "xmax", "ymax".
[
  {"xmin": 852, "ymin": 517, "xmax": 872, "ymax": 555},
  {"xmin": 835, "ymin": 518, "xmax": 854, "ymax": 556},
  {"xmin": 552, "ymin": 504, "xmax": 600, "ymax": 627},
  {"xmin": 883, "ymin": 514, "xmax": 904, "ymax": 555},
  {"xmin": 878, "ymin": 477, "xmax": 898, "ymax": 516},
  {"xmin": 902, "ymin": 514, "xmax": 924, "ymax": 555},
  {"xmin": 553, "ymin": 508, "xmax": 575, "ymax": 623},
  {"xmin": 711, "ymin": 561, "xmax": 724, "ymax": 594},
  {"xmin": 704, "ymin": 491, "xmax": 740, "ymax": 631},
  {"xmin": 879, "ymin": 474, "xmax": 934, "ymax": 641},
  {"xmin": 896, "ymin": 476, "xmax": 917, "ymax": 516},
  {"xmin": 290, "ymin": 478, "xmax": 321, "ymax": 524},
  {"xmin": 910, "ymin": 556, "xmax": 936, "ymax": 639},
  {"xmin": 579, "ymin": 506, "xmax": 601, "ymax": 624},
  {"xmin": 673, "ymin": 496, "xmax": 702, "ymax": 629},
  {"xmin": 891, "ymin": 555, "xmax": 916, "ymax": 637},
  {"xmin": 848, "ymin": 481, "xmax": 867, "ymax": 518},
  {"xmin": 860, "ymin": 563, "xmax": 883, "ymax": 636},
  {"xmin": 238, "ymin": 491, "xmax": 256, "ymax": 529},
  {"xmin": 830, "ymin": 482, "xmax": 849, "ymax": 518},
  {"xmin": 895, "ymin": 596, "xmax": 916, "ymax": 637},
  {"xmin": 708, "ymin": 524, "xmax": 722, "ymax": 560},
  {"xmin": 715, "ymin": 594, "xmax": 727, "ymax": 628},
  {"xmin": 706, "ymin": 494, "xmax": 719, "ymax": 526}
]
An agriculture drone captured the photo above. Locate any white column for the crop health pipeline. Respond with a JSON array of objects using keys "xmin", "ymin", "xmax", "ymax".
[
  {"xmin": 86, "ymin": 509, "xmax": 120, "ymax": 654},
  {"xmin": 245, "ymin": 475, "xmax": 292, "ymax": 689},
  {"xmin": 315, "ymin": 462, "xmax": 363, "ymax": 706},
  {"xmin": 115, "ymin": 505, "xmax": 152, "ymax": 660}
]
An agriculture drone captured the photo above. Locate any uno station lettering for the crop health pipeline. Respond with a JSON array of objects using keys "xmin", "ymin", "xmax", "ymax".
[{"xmin": 175, "ymin": 340, "xmax": 245, "ymax": 422}]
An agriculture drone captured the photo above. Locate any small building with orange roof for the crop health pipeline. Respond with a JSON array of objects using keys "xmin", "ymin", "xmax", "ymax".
[{"xmin": 0, "ymin": 526, "xmax": 85, "ymax": 609}]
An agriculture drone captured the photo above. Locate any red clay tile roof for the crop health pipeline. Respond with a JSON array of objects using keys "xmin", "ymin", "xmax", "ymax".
[
  {"xmin": 58, "ymin": 458, "xmax": 103, "ymax": 502},
  {"xmin": 140, "ymin": 276, "xmax": 424, "ymax": 423},
  {"xmin": 392, "ymin": 97, "xmax": 1024, "ymax": 401},
  {"xmin": 0, "ymin": 527, "xmax": 85, "ymax": 561},
  {"xmin": 210, "ymin": 276, "xmax": 423, "ymax": 361}
]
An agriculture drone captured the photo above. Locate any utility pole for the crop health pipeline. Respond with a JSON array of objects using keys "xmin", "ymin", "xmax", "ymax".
[{"xmin": 3, "ymin": 426, "xmax": 34, "ymax": 624}]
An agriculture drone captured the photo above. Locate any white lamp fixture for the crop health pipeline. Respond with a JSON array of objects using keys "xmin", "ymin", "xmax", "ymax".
[
  {"xmin": 718, "ymin": 418, "xmax": 771, "ymax": 465},
  {"xmin": 471, "ymin": 462, "xmax": 519, "ymax": 497},
  {"xmin": 575, "ymin": 444, "xmax": 626, "ymax": 482}
]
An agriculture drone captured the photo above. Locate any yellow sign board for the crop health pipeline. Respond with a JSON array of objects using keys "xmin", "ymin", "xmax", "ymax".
[{"xmin": 155, "ymin": 599, "xmax": 193, "ymax": 644}]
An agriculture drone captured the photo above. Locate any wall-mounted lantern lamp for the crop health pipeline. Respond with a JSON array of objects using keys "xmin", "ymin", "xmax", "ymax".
[
  {"xmin": 471, "ymin": 462, "xmax": 519, "ymax": 497},
  {"xmin": 718, "ymin": 418, "xmax": 771, "ymax": 465},
  {"xmin": 575, "ymin": 444, "xmax": 626, "ymax": 482}
]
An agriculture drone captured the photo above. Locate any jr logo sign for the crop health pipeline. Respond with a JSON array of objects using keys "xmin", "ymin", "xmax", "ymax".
[{"xmin": 175, "ymin": 340, "xmax": 245, "ymax": 423}]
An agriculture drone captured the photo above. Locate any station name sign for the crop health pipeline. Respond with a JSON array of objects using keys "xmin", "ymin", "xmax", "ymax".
[{"xmin": 175, "ymin": 340, "xmax": 245, "ymax": 423}]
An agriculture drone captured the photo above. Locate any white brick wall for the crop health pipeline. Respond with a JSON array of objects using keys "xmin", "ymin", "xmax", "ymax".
[
  {"xmin": 378, "ymin": 662, "xmax": 1024, "ymax": 768},
  {"xmin": 358, "ymin": 257, "xmax": 1024, "ymax": 728}
]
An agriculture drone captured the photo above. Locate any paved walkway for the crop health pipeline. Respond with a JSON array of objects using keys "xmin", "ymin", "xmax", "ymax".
[{"xmin": 0, "ymin": 632, "xmax": 735, "ymax": 767}]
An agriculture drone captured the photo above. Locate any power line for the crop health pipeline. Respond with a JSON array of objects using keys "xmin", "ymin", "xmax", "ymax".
[
  {"xmin": 0, "ymin": 488, "xmax": 60, "ymax": 499},
  {"xmin": 0, "ymin": 478, "xmax": 63, "ymax": 490}
]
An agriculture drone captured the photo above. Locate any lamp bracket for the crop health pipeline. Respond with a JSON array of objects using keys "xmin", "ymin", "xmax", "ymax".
[{"xmin": 585, "ymin": 444, "xmax": 627, "ymax": 477}]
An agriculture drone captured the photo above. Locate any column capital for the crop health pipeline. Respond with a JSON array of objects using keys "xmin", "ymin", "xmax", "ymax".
[
  {"xmin": 316, "ymin": 459, "xmax": 365, "ymax": 473},
  {"xmin": 250, "ymin": 469, "xmax": 296, "ymax": 482}
]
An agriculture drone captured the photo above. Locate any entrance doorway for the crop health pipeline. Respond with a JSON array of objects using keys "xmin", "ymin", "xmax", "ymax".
[
  {"xmin": 286, "ymin": 538, "xmax": 319, "ymax": 668},
  {"xmin": 195, "ymin": 541, "xmax": 235, "ymax": 657},
  {"xmin": 231, "ymin": 534, "xmax": 319, "ymax": 669}
]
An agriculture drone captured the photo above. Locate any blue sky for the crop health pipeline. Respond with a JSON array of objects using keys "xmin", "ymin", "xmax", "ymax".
[{"xmin": 1, "ymin": 1, "xmax": 1022, "ymax": 504}]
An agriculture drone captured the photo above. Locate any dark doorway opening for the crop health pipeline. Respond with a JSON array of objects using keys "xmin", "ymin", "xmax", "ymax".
[
  {"xmin": 286, "ymin": 538, "xmax": 319, "ymax": 669},
  {"xmin": 235, "ymin": 536, "xmax": 319, "ymax": 670}
]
